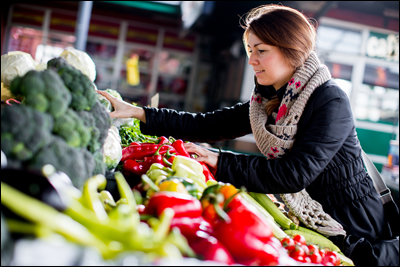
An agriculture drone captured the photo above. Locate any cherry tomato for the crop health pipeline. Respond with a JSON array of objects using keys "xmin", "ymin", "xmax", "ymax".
[
  {"xmin": 291, "ymin": 255, "xmax": 304, "ymax": 262},
  {"xmin": 289, "ymin": 245, "xmax": 305, "ymax": 258},
  {"xmin": 301, "ymin": 244, "xmax": 310, "ymax": 255},
  {"xmin": 293, "ymin": 234, "xmax": 307, "ymax": 245},
  {"xmin": 302, "ymin": 255, "xmax": 312, "ymax": 264},
  {"xmin": 319, "ymin": 248, "xmax": 327, "ymax": 259},
  {"xmin": 307, "ymin": 244, "xmax": 319, "ymax": 255},
  {"xmin": 309, "ymin": 251, "xmax": 323, "ymax": 264},
  {"xmin": 325, "ymin": 251, "xmax": 340, "ymax": 266},
  {"xmin": 322, "ymin": 255, "xmax": 338, "ymax": 266},
  {"xmin": 281, "ymin": 237, "xmax": 295, "ymax": 250}
]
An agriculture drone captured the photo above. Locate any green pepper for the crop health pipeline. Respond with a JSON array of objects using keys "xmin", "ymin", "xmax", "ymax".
[
  {"xmin": 147, "ymin": 169, "xmax": 170, "ymax": 182},
  {"xmin": 1, "ymin": 182, "xmax": 111, "ymax": 258},
  {"xmin": 81, "ymin": 174, "xmax": 108, "ymax": 221},
  {"xmin": 172, "ymin": 163, "xmax": 207, "ymax": 192},
  {"xmin": 172, "ymin": 155, "xmax": 205, "ymax": 176}
]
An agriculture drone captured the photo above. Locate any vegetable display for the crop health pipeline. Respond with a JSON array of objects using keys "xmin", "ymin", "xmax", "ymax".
[
  {"xmin": 1, "ymin": 54, "xmax": 110, "ymax": 189},
  {"xmin": 1, "ymin": 49, "xmax": 357, "ymax": 266}
]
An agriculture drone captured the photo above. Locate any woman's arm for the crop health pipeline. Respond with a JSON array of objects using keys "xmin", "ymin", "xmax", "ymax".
[{"xmin": 97, "ymin": 90, "xmax": 252, "ymax": 143}]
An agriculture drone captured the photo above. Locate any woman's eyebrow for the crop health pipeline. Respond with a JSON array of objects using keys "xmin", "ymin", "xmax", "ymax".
[{"xmin": 247, "ymin": 43, "xmax": 263, "ymax": 48}]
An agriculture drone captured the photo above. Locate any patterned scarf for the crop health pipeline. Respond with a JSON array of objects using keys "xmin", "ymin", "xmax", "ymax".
[{"xmin": 249, "ymin": 51, "xmax": 346, "ymax": 236}]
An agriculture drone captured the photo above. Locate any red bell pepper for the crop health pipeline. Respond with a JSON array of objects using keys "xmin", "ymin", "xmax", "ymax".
[
  {"xmin": 123, "ymin": 159, "xmax": 151, "ymax": 175},
  {"xmin": 171, "ymin": 138, "xmax": 191, "ymax": 157},
  {"xmin": 188, "ymin": 231, "xmax": 235, "ymax": 265},
  {"xmin": 212, "ymin": 204, "xmax": 280, "ymax": 265},
  {"xmin": 144, "ymin": 191, "xmax": 202, "ymax": 218},
  {"xmin": 170, "ymin": 216, "xmax": 214, "ymax": 243},
  {"xmin": 121, "ymin": 143, "xmax": 176, "ymax": 162}
]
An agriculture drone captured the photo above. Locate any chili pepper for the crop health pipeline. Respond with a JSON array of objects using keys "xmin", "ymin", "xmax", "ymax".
[
  {"xmin": 143, "ymin": 144, "xmax": 167, "ymax": 165},
  {"xmin": 212, "ymin": 204, "xmax": 279, "ymax": 265},
  {"xmin": 199, "ymin": 162, "xmax": 216, "ymax": 182},
  {"xmin": 143, "ymin": 191, "xmax": 202, "ymax": 218},
  {"xmin": 165, "ymin": 148, "xmax": 176, "ymax": 164},
  {"xmin": 121, "ymin": 143, "xmax": 176, "ymax": 162},
  {"xmin": 123, "ymin": 159, "xmax": 151, "ymax": 176},
  {"xmin": 188, "ymin": 231, "xmax": 235, "ymax": 265},
  {"xmin": 145, "ymin": 136, "xmax": 170, "ymax": 144},
  {"xmin": 171, "ymin": 138, "xmax": 191, "ymax": 157}
]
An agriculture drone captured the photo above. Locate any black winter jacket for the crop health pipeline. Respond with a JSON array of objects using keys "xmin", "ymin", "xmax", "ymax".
[{"xmin": 141, "ymin": 79, "xmax": 397, "ymax": 265}]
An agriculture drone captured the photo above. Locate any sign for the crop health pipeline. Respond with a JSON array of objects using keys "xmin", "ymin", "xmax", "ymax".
[{"xmin": 366, "ymin": 32, "xmax": 399, "ymax": 62}]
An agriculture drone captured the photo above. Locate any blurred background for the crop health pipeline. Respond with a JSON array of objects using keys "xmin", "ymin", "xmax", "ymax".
[{"xmin": 1, "ymin": 1, "xmax": 398, "ymax": 199}]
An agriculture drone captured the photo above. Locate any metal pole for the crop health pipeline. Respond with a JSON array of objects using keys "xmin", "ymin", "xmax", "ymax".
[{"xmin": 75, "ymin": 1, "xmax": 93, "ymax": 51}]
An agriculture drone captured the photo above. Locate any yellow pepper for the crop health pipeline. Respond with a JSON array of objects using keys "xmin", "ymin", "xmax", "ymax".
[{"xmin": 158, "ymin": 178, "xmax": 188, "ymax": 194}]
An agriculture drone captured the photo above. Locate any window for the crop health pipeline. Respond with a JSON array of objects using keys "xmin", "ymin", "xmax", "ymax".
[{"xmin": 316, "ymin": 25, "xmax": 362, "ymax": 55}]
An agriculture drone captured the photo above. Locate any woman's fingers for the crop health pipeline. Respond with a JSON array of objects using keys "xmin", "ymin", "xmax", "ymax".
[{"xmin": 184, "ymin": 142, "xmax": 219, "ymax": 169}]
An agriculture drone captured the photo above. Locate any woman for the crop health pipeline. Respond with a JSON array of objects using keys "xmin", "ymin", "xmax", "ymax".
[{"xmin": 98, "ymin": 4, "xmax": 398, "ymax": 265}]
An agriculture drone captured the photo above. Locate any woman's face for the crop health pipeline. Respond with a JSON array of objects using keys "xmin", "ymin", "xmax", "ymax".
[{"xmin": 247, "ymin": 32, "xmax": 294, "ymax": 90}]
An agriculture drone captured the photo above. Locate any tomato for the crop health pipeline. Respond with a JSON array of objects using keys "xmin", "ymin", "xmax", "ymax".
[
  {"xmin": 307, "ymin": 244, "xmax": 319, "ymax": 255},
  {"xmin": 291, "ymin": 255, "xmax": 304, "ymax": 262},
  {"xmin": 281, "ymin": 237, "xmax": 296, "ymax": 251},
  {"xmin": 319, "ymin": 248, "xmax": 327, "ymax": 259},
  {"xmin": 325, "ymin": 251, "xmax": 340, "ymax": 266},
  {"xmin": 301, "ymin": 244, "xmax": 310, "ymax": 255},
  {"xmin": 309, "ymin": 251, "xmax": 323, "ymax": 264},
  {"xmin": 289, "ymin": 245, "xmax": 305, "ymax": 258},
  {"xmin": 302, "ymin": 256, "xmax": 312, "ymax": 264},
  {"xmin": 322, "ymin": 254, "xmax": 338, "ymax": 266},
  {"xmin": 293, "ymin": 234, "xmax": 307, "ymax": 245}
]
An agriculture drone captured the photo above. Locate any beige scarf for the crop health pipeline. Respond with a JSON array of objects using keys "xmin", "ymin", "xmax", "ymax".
[{"xmin": 250, "ymin": 51, "xmax": 346, "ymax": 236}]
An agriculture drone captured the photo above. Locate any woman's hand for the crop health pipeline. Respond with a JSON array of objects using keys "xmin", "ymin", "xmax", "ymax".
[
  {"xmin": 183, "ymin": 142, "xmax": 219, "ymax": 170},
  {"xmin": 96, "ymin": 90, "xmax": 146, "ymax": 123}
]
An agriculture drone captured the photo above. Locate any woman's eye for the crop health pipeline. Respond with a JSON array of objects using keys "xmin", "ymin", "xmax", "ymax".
[{"xmin": 258, "ymin": 50, "xmax": 265, "ymax": 54}]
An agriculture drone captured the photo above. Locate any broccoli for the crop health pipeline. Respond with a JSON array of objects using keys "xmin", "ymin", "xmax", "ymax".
[
  {"xmin": 52, "ymin": 108, "xmax": 91, "ymax": 148},
  {"xmin": 75, "ymin": 109, "xmax": 101, "ymax": 153},
  {"xmin": 47, "ymin": 57, "xmax": 97, "ymax": 111},
  {"xmin": 88, "ymin": 101, "xmax": 111, "ymax": 147},
  {"xmin": 29, "ymin": 136, "xmax": 94, "ymax": 189},
  {"xmin": 1, "ymin": 104, "xmax": 54, "ymax": 161},
  {"xmin": 9, "ymin": 70, "xmax": 72, "ymax": 119}
]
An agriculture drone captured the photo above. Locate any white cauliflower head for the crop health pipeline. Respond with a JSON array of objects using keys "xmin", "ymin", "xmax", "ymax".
[
  {"xmin": 59, "ymin": 48, "xmax": 96, "ymax": 82},
  {"xmin": 1, "ymin": 51, "xmax": 38, "ymax": 87}
]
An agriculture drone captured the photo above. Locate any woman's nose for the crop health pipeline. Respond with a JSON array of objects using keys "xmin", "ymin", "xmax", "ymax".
[{"xmin": 248, "ymin": 54, "xmax": 258, "ymax": 66}]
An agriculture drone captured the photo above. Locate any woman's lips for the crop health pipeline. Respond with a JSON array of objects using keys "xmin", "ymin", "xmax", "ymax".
[{"xmin": 255, "ymin": 70, "xmax": 264, "ymax": 76}]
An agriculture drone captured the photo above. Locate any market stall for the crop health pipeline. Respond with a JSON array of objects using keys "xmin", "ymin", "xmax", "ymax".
[{"xmin": 1, "ymin": 49, "xmax": 354, "ymax": 266}]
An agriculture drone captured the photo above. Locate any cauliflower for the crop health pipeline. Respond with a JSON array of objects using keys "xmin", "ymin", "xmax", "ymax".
[
  {"xmin": 103, "ymin": 126, "xmax": 122, "ymax": 171},
  {"xmin": 1, "ymin": 51, "xmax": 37, "ymax": 87},
  {"xmin": 59, "ymin": 48, "xmax": 96, "ymax": 82}
]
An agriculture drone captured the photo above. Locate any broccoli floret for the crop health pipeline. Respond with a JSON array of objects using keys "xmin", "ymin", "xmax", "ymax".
[
  {"xmin": 9, "ymin": 70, "xmax": 72, "ymax": 119},
  {"xmin": 93, "ymin": 149, "xmax": 106, "ymax": 176},
  {"xmin": 88, "ymin": 101, "xmax": 111, "ymax": 147},
  {"xmin": 1, "ymin": 104, "xmax": 54, "ymax": 161},
  {"xmin": 47, "ymin": 57, "xmax": 97, "ymax": 111},
  {"xmin": 29, "ymin": 136, "xmax": 92, "ymax": 189},
  {"xmin": 52, "ymin": 109, "xmax": 91, "ymax": 148}
]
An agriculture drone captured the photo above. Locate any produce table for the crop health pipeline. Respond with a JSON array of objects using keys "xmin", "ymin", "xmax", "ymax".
[{"xmin": 1, "ymin": 49, "xmax": 355, "ymax": 266}]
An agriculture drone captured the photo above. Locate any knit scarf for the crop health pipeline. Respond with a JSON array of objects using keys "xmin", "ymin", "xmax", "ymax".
[{"xmin": 249, "ymin": 51, "xmax": 346, "ymax": 236}]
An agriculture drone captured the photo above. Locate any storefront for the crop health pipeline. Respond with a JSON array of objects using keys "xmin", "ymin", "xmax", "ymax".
[{"xmin": 3, "ymin": 2, "xmax": 201, "ymax": 112}]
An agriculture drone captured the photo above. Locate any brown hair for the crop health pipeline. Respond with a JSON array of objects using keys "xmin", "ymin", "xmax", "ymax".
[{"xmin": 241, "ymin": 4, "xmax": 317, "ymax": 115}]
